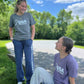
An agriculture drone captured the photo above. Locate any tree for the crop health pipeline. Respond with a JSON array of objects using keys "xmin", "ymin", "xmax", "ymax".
[
  {"xmin": 0, "ymin": 0, "xmax": 15, "ymax": 15},
  {"xmin": 50, "ymin": 16, "xmax": 56, "ymax": 28},
  {"xmin": 57, "ymin": 9, "xmax": 73, "ymax": 36},
  {"xmin": 65, "ymin": 20, "xmax": 84, "ymax": 45},
  {"xmin": 29, "ymin": 10, "xmax": 55, "ymax": 39},
  {"xmin": 40, "ymin": 11, "xmax": 51, "ymax": 25},
  {"xmin": 0, "ymin": 1, "xmax": 14, "ymax": 39}
]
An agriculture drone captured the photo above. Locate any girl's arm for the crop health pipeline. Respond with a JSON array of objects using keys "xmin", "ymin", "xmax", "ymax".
[
  {"xmin": 9, "ymin": 27, "xmax": 13, "ymax": 40},
  {"xmin": 31, "ymin": 25, "xmax": 35, "ymax": 40},
  {"xmin": 69, "ymin": 77, "xmax": 75, "ymax": 84}
]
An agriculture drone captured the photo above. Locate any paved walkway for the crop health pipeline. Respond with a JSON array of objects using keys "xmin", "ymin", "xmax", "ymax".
[{"xmin": 6, "ymin": 40, "xmax": 84, "ymax": 84}]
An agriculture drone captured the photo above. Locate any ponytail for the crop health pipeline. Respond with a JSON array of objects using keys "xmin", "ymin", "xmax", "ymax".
[{"xmin": 62, "ymin": 36, "xmax": 73, "ymax": 54}]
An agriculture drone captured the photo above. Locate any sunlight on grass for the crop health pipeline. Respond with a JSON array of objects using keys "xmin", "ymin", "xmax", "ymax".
[
  {"xmin": 74, "ymin": 45, "xmax": 84, "ymax": 49},
  {"xmin": 0, "ymin": 40, "xmax": 11, "ymax": 47}
]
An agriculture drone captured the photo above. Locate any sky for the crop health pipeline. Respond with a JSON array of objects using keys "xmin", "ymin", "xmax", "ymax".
[{"xmin": 27, "ymin": 0, "xmax": 84, "ymax": 21}]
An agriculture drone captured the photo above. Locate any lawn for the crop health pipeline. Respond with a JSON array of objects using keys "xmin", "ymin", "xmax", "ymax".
[
  {"xmin": 0, "ymin": 40, "xmax": 17, "ymax": 84},
  {"xmin": 74, "ymin": 45, "xmax": 84, "ymax": 49}
]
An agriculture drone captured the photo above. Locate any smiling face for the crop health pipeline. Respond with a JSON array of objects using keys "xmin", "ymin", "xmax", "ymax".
[
  {"xmin": 55, "ymin": 37, "xmax": 66, "ymax": 52},
  {"xmin": 17, "ymin": 1, "xmax": 27, "ymax": 15},
  {"xmin": 56, "ymin": 36, "xmax": 73, "ymax": 54}
]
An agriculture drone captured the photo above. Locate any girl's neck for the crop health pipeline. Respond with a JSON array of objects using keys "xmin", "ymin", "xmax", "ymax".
[
  {"xmin": 60, "ymin": 52, "xmax": 68, "ymax": 59},
  {"xmin": 16, "ymin": 12, "xmax": 24, "ymax": 16}
]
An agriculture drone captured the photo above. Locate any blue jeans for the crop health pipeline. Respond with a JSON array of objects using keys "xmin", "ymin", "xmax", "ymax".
[{"xmin": 13, "ymin": 39, "xmax": 34, "ymax": 84}]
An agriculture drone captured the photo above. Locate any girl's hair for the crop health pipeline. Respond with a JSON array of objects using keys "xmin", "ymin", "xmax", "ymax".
[
  {"xmin": 14, "ymin": 0, "xmax": 26, "ymax": 13},
  {"xmin": 62, "ymin": 36, "xmax": 73, "ymax": 54}
]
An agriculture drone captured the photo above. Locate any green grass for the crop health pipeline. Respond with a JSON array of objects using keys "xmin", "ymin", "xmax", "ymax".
[
  {"xmin": 0, "ymin": 40, "xmax": 27, "ymax": 84},
  {"xmin": 0, "ymin": 40, "xmax": 17, "ymax": 84},
  {"xmin": 74, "ymin": 45, "xmax": 84, "ymax": 49}
]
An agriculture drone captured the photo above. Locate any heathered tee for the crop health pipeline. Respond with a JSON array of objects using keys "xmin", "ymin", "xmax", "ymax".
[
  {"xmin": 53, "ymin": 53, "xmax": 78, "ymax": 84},
  {"xmin": 9, "ymin": 12, "xmax": 36, "ymax": 40}
]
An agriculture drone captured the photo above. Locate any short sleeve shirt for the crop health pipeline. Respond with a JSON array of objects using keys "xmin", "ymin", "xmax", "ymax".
[
  {"xmin": 9, "ymin": 12, "xmax": 36, "ymax": 40},
  {"xmin": 53, "ymin": 53, "xmax": 78, "ymax": 84}
]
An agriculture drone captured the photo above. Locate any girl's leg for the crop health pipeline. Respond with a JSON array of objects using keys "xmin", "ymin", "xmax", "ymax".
[
  {"xmin": 30, "ymin": 67, "xmax": 54, "ymax": 84},
  {"xmin": 23, "ymin": 39, "xmax": 33, "ymax": 84},
  {"xmin": 13, "ymin": 40, "xmax": 24, "ymax": 82},
  {"xmin": 31, "ymin": 44, "xmax": 35, "ymax": 72}
]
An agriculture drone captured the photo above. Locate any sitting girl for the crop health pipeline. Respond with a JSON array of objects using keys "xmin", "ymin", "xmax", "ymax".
[{"xmin": 30, "ymin": 36, "xmax": 78, "ymax": 84}]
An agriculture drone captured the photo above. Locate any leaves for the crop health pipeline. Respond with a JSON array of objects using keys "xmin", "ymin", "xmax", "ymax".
[
  {"xmin": 57, "ymin": 9, "xmax": 73, "ymax": 36},
  {"xmin": 65, "ymin": 21, "xmax": 84, "ymax": 45}
]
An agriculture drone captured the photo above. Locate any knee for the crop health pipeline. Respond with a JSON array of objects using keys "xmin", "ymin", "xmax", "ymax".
[{"xmin": 34, "ymin": 67, "xmax": 45, "ymax": 72}]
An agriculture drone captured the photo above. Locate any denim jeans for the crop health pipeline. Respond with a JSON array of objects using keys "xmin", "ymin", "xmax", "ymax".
[{"xmin": 13, "ymin": 39, "xmax": 34, "ymax": 84}]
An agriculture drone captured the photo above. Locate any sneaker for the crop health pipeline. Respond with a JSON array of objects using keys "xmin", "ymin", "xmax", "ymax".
[{"xmin": 17, "ymin": 82, "xmax": 22, "ymax": 84}]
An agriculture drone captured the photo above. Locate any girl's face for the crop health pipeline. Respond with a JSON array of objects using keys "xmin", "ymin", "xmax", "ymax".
[
  {"xmin": 17, "ymin": 1, "xmax": 27, "ymax": 14},
  {"xmin": 55, "ymin": 37, "xmax": 65, "ymax": 51}
]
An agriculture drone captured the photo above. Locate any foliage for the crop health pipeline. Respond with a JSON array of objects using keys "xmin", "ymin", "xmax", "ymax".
[
  {"xmin": 65, "ymin": 20, "xmax": 84, "ymax": 45},
  {"xmin": 29, "ymin": 10, "xmax": 57, "ymax": 39},
  {"xmin": 56, "ymin": 9, "xmax": 73, "ymax": 37},
  {"xmin": 0, "ymin": 1, "xmax": 14, "ymax": 40}
]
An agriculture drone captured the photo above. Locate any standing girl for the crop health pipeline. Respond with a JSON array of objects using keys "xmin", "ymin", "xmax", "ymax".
[{"xmin": 9, "ymin": 0, "xmax": 36, "ymax": 84}]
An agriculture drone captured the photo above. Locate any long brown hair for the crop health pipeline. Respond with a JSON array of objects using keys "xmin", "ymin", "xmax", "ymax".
[{"xmin": 14, "ymin": 0, "xmax": 26, "ymax": 13}]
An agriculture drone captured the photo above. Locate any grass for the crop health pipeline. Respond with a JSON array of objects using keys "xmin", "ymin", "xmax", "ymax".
[
  {"xmin": 0, "ymin": 40, "xmax": 17, "ymax": 84},
  {"xmin": 0, "ymin": 40, "xmax": 27, "ymax": 84},
  {"xmin": 74, "ymin": 45, "xmax": 84, "ymax": 49}
]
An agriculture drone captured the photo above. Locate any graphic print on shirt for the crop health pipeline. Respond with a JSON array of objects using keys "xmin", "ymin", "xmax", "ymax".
[
  {"xmin": 56, "ymin": 63, "xmax": 64, "ymax": 75},
  {"xmin": 15, "ymin": 19, "xmax": 27, "ymax": 26}
]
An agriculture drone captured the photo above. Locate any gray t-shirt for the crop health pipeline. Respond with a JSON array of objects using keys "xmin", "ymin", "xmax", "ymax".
[
  {"xmin": 9, "ymin": 12, "xmax": 36, "ymax": 40},
  {"xmin": 53, "ymin": 53, "xmax": 78, "ymax": 84}
]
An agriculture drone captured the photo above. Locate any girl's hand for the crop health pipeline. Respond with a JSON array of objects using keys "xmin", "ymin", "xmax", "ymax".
[{"xmin": 10, "ymin": 37, "xmax": 13, "ymax": 41}]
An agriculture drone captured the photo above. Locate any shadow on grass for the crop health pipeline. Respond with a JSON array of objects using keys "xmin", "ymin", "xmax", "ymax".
[{"xmin": 34, "ymin": 51, "xmax": 84, "ymax": 84}]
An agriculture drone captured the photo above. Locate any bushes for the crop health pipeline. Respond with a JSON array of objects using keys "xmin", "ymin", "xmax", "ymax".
[
  {"xmin": 0, "ymin": 2, "xmax": 14, "ymax": 40},
  {"xmin": 65, "ymin": 20, "xmax": 84, "ymax": 46},
  {"xmin": 0, "ymin": 15, "xmax": 9, "ymax": 39}
]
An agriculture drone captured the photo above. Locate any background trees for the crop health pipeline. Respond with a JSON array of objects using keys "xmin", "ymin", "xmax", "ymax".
[
  {"xmin": 0, "ymin": 1, "xmax": 14, "ymax": 39},
  {"xmin": 56, "ymin": 9, "xmax": 73, "ymax": 37},
  {"xmin": 65, "ymin": 20, "xmax": 84, "ymax": 45},
  {"xmin": 0, "ymin": 0, "xmax": 84, "ymax": 45}
]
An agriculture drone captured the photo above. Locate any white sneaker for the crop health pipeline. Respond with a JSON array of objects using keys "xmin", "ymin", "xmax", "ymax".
[{"xmin": 17, "ymin": 82, "xmax": 22, "ymax": 84}]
